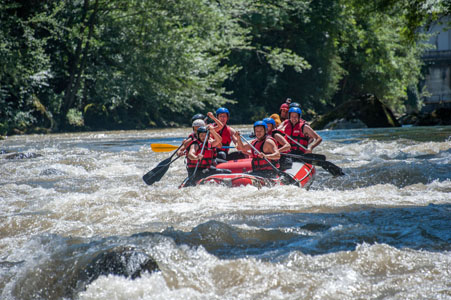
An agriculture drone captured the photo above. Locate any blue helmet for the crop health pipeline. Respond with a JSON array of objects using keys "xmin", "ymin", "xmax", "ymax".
[
  {"xmin": 289, "ymin": 102, "xmax": 300, "ymax": 108},
  {"xmin": 288, "ymin": 107, "xmax": 302, "ymax": 117},
  {"xmin": 216, "ymin": 107, "xmax": 230, "ymax": 116},
  {"xmin": 262, "ymin": 117, "xmax": 276, "ymax": 127},
  {"xmin": 253, "ymin": 120, "xmax": 267, "ymax": 131}
]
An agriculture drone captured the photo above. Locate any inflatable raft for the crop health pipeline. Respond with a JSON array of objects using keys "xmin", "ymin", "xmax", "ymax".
[{"xmin": 197, "ymin": 158, "xmax": 316, "ymax": 188}]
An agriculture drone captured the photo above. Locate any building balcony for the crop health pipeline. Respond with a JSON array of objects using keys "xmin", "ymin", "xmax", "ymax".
[{"xmin": 422, "ymin": 50, "xmax": 451, "ymax": 62}]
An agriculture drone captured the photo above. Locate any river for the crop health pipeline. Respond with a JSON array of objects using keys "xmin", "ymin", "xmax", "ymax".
[{"xmin": 1, "ymin": 125, "xmax": 450, "ymax": 299}]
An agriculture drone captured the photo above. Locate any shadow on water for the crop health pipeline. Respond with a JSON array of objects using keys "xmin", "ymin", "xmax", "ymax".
[
  {"xmin": 318, "ymin": 149, "xmax": 451, "ymax": 189},
  {"xmin": 3, "ymin": 204, "xmax": 450, "ymax": 299},
  {"xmin": 153, "ymin": 204, "xmax": 451, "ymax": 259}
]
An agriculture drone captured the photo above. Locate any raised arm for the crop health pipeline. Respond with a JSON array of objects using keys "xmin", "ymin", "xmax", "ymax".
[
  {"xmin": 208, "ymin": 125, "xmax": 222, "ymax": 148},
  {"xmin": 207, "ymin": 112, "xmax": 224, "ymax": 132}
]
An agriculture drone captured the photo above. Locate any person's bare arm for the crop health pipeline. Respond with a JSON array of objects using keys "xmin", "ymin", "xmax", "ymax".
[
  {"xmin": 187, "ymin": 143, "xmax": 200, "ymax": 160},
  {"xmin": 177, "ymin": 137, "xmax": 193, "ymax": 156},
  {"xmin": 208, "ymin": 125, "xmax": 223, "ymax": 148},
  {"xmin": 259, "ymin": 139, "xmax": 280, "ymax": 161},
  {"xmin": 303, "ymin": 125, "xmax": 322, "ymax": 153},
  {"xmin": 233, "ymin": 131, "xmax": 251, "ymax": 153},
  {"xmin": 207, "ymin": 112, "xmax": 224, "ymax": 132},
  {"xmin": 229, "ymin": 127, "xmax": 238, "ymax": 145},
  {"xmin": 274, "ymin": 133, "xmax": 291, "ymax": 153}
]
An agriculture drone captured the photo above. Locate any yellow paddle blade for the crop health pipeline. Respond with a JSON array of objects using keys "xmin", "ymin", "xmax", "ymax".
[{"xmin": 150, "ymin": 143, "xmax": 179, "ymax": 152}]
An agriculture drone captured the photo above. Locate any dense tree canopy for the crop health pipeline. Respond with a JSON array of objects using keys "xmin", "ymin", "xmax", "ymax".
[{"xmin": 0, "ymin": 0, "xmax": 448, "ymax": 135}]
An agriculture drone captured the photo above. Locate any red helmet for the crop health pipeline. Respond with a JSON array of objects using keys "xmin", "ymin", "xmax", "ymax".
[{"xmin": 280, "ymin": 103, "xmax": 289, "ymax": 110}]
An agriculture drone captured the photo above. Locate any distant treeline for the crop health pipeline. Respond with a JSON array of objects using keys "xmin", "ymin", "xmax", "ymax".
[{"xmin": 0, "ymin": 0, "xmax": 448, "ymax": 134}]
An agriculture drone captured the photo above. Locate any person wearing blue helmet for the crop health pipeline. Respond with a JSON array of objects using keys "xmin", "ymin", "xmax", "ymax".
[
  {"xmin": 234, "ymin": 121, "xmax": 280, "ymax": 178},
  {"xmin": 280, "ymin": 106, "xmax": 322, "ymax": 155},
  {"xmin": 213, "ymin": 107, "xmax": 245, "ymax": 161},
  {"xmin": 263, "ymin": 117, "xmax": 292, "ymax": 170}
]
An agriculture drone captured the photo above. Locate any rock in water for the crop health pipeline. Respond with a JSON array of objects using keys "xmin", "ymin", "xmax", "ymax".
[
  {"xmin": 4, "ymin": 152, "xmax": 42, "ymax": 159},
  {"xmin": 80, "ymin": 246, "xmax": 160, "ymax": 286},
  {"xmin": 311, "ymin": 94, "xmax": 400, "ymax": 130}
]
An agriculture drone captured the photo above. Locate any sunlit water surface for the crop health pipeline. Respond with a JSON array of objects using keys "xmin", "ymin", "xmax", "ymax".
[{"xmin": 1, "ymin": 126, "xmax": 450, "ymax": 299}]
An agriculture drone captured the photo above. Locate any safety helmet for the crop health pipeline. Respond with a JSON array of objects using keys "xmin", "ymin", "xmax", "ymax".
[
  {"xmin": 196, "ymin": 126, "xmax": 208, "ymax": 139},
  {"xmin": 191, "ymin": 113, "xmax": 205, "ymax": 122},
  {"xmin": 288, "ymin": 107, "xmax": 302, "ymax": 117},
  {"xmin": 289, "ymin": 102, "xmax": 300, "ymax": 108},
  {"xmin": 279, "ymin": 103, "xmax": 289, "ymax": 111},
  {"xmin": 262, "ymin": 117, "xmax": 276, "ymax": 128},
  {"xmin": 253, "ymin": 120, "xmax": 267, "ymax": 131},
  {"xmin": 216, "ymin": 107, "xmax": 230, "ymax": 116},
  {"xmin": 192, "ymin": 119, "xmax": 206, "ymax": 127}
]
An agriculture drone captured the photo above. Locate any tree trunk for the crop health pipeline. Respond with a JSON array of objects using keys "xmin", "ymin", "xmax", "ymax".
[{"xmin": 60, "ymin": 0, "xmax": 99, "ymax": 128}]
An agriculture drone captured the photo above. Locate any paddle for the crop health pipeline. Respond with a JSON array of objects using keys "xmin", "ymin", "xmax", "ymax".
[
  {"xmin": 239, "ymin": 135, "xmax": 299, "ymax": 186},
  {"xmin": 151, "ymin": 143, "xmax": 180, "ymax": 152},
  {"xmin": 143, "ymin": 144, "xmax": 183, "ymax": 185},
  {"xmin": 151, "ymin": 143, "xmax": 234, "ymax": 152},
  {"xmin": 282, "ymin": 153, "xmax": 345, "ymax": 177},
  {"xmin": 179, "ymin": 131, "xmax": 210, "ymax": 188}
]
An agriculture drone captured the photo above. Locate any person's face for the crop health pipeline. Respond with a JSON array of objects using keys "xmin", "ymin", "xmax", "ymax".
[
  {"xmin": 193, "ymin": 126, "xmax": 200, "ymax": 133},
  {"xmin": 218, "ymin": 113, "xmax": 228, "ymax": 124},
  {"xmin": 198, "ymin": 132, "xmax": 207, "ymax": 142},
  {"xmin": 254, "ymin": 126, "xmax": 266, "ymax": 139},
  {"xmin": 290, "ymin": 113, "xmax": 300, "ymax": 124},
  {"xmin": 280, "ymin": 108, "xmax": 289, "ymax": 118},
  {"xmin": 267, "ymin": 123, "xmax": 274, "ymax": 131}
]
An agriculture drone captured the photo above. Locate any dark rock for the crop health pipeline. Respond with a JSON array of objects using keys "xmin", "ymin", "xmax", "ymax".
[
  {"xmin": 311, "ymin": 94, "xmax": 400, "ymax": 130},
  {"xmin": 399, "ymin": 108, "xmax": 451, "ymax": 126},
  {"xmin": 79, "ymin": 246, "xmax": 159, "ymax": 286},
  {"xmin": 324, "ymin": 118, "xmax": 368, "ymax": 130},
  {"xmin": 4, "ymin": 152, "xmax": 42, "ymax": 160},
  {"xmin": 40, "ymin": 168, "xmax": 66, "ymax": 176}
]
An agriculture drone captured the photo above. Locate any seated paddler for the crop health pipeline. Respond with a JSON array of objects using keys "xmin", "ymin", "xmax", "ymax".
[
  {"xmin": 185, "ymin": 125, "xmax": 231, "ymax": 183},
  {"xmin": 233, "ymin": 121, "xmax": 281, "ymax": 178}
]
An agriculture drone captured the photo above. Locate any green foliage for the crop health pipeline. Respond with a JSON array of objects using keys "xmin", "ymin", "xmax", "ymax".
[{"xmin": 0, "ymin": 0, "xmax": 448, "ymax": 133}]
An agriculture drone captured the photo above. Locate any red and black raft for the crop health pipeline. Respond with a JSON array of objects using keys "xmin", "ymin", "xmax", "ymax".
[{"xmin": 196, "ymin": 158, "xmax": 315, "ymax": 188}]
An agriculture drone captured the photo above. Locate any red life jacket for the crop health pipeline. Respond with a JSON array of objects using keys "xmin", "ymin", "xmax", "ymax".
[
  {"xmin": 218, "ymin": 125, "xmax": 232, "ymax": 153},
  {"xmin": 251, "ymin": 136, "xmax": 280, "ymax": 171},
  {"xmin": 186, "ymin": 140, "xmax": 216, "ymax": 169},
  {"xmin": 284, "ymin": 120, "xmax": 309, "ymax": 153}
]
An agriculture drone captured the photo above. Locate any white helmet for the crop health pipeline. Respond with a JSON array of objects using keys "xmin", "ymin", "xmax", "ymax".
[{"xmin": 192, "ymin": 119, "xmax": 206, "ymax": 127}]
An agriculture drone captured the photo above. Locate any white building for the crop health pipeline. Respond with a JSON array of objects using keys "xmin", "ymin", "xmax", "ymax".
[{"xmin": 421, "ymin": 17, "xmax": 451, "ymax": 112}]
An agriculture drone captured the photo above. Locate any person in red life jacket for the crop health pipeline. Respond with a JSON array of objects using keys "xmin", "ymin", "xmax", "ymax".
[
  {"xmin": 213, "ymin": 107, "xmax": 247, "ymax": 161},
  {"xmin": 185, "ymin": 125, "xmax": 231, "ymax": 184},
  {"xmin": 177, "ymin": 112, "xmax": 224, "ymax": 157},
  {"xmin": 263, "ymin": 117, "xmax": 292, "ymax": 170},
  {"xmin": 177, "ymin": 118, "xmax": 206, "ymax": 156},
  {"xmin": 234, "ymin": 121, "xmax": 281, "ymax": 178},
  {"xmin": 277, "ymin": 102, "xmax": 302, "ymax": 129},
  {"xmin": 270, "ymin": 102, "xmax": 290, "ymax": 127},
  {"xmin": 280, "ymin": 107, "xmax": 322, "ymax": 156}
]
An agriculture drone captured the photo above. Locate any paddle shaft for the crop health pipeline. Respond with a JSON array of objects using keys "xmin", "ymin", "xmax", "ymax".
[
  {"xmin": 151, "ymin": 143, "xmax": 234, "ymax": 152},
  {"xmin": 189, "ymin": 130, "xmax": 210, "ymax": 182},
  {"xmin": 285, "ymin": 134, "xmax": 309, "ymax": 151},
  {"xmin": 282, "ymin": 152, "xmax": 345, "ymax": 176}
]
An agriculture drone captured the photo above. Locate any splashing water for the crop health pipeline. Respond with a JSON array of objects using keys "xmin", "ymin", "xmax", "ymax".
[{"xmin": 1, "ymin": 126, "xmax": 450, "ymax": 299}]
